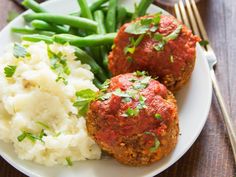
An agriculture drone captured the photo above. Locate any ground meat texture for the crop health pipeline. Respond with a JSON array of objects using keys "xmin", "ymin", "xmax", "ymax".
[
  {"xmin": 108, "ymin": 15, "xmax": 200, "ymax": 92},
  {"xmin": 86, "ymin": 73, "xmax": 179, "ymax": 166}
]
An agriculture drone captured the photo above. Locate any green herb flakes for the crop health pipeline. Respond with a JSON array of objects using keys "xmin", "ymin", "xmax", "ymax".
[
  {"xmin": 4, "ymin": 65, "xmax": 17, "ymax": 78},
  {"xmin": 17, "ymin": 129, "xmax": 47, "ymax": 143},
  {"xmin": 134, "ymin": 71, "xmax": 147, "ymax": 77},
  {"xmin": 123, "ymin": 107, "xmax": 139, "ymax": 117},
  {"xmin": 48, "ymin": 50, "xmax": 71, "ymax": 85},
  {"xmin": 13, "ymin": 43, "xmax": 29, "ymax": 58},
  {"xmin": 154, "ymin": 113, "xmax": 162, "ymax": 120},
  {"xmin": 127, "ymin": 56, "xmax": 133, "ymax": 62},
  {"xmin": 36, "ymin": 121, "xmax": 50, "ymax": 130},
  {"xmin": 144, "ymin": 131, "xmax": 160, "ymax": 152},
  {"xmin": 163, "ymin": 25, "xmax": 182, "ymax": 41},
  {"xmin": 199, "ymin": 40, "xmax": 209, "ymax": 47},
  {"xmin": 73, "ymin": 89, "xmax": 96, "ymax": 116},
  {"xmin": 137, "ymin": 96, "xmax": 147, "ymax": 109},
  {"xmin": 66, "ymin": 157, "xmax": 73, "ymax": 166}
]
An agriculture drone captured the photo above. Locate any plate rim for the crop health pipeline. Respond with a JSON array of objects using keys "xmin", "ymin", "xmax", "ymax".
[{"xmin": 0, "ymin": 0, "xmax": 212, "ymax": 177}]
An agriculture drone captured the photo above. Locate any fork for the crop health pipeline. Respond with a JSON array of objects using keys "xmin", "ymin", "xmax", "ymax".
[{"xmin": 174, "ymin": 0, "xmax": 236, "ymax": 162}]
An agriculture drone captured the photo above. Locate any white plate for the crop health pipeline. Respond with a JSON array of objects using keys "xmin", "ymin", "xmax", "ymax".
[{"xmin": 0, "ymin": 0, "xmax": 212, "ymax": 176}]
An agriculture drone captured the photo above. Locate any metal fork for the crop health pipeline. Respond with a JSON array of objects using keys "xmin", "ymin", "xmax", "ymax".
[{"xmin": 174, "ymin": 0, "xmax": 236, "ymax": 162}]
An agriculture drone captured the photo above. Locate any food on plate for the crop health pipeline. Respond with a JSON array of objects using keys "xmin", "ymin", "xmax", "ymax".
[
  {"xmin": 108, "ymin": 14, "xmax": 200, "ymax": 92},
  {"xmin": 86, "ymin": 72, "xmax": 179, "ymax": 166},
  {"xmin": 0, "ymin": 42, "xmax": 101, "ymax": 166}
]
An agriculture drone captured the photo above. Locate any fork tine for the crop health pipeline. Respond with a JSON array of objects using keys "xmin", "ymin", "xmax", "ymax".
[
  {"xmin": 185, "ymin": 0, "xmax": 200, "ymax": 36},
  {"xmin": 174, "ymin": 3, "xmax": 183, "ymax": 22},
  {"xmin": 178, "ymin": 0, "xmax": 191, "ymax": 29},
  {"xmin": 190, "ymin": 0, "xmax": 209, "ymax": 41}
]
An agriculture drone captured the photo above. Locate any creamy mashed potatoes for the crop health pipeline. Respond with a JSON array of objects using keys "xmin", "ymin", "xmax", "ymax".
[{"xmin": 0, "ymin": 42, "xmax": 101, "ymax": 166}]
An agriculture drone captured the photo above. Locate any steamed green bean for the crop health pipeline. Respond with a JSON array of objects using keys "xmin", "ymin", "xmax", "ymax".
[
  {"xmin": 31, "ymin": 20, "xmax": 69, "ymax": 33},
  {"xmin": 53, "ymin": 33, "xmax": 116, "ymax": 47},
  {"xmin": 22, "ymin": 0, "xmax": 47, "ymax": 13},
  {"xmin": 24, "ymin": 13, "xmax": 98, "ymax": 31}
]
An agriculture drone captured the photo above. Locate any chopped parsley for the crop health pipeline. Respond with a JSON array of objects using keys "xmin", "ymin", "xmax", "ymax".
[
  {"xmin": 123, "ymin": 107, "xmax": 139, "ymax": 117},
  {"xmin": 127, "ymin": 56, "xmax": 133, "ymax": 62},
  {"xmin": 124, "ymin": 13, "xmax": 162, "ymax": 55},
  {"xmin": 164, "ymin": 25, "xmax": 182, "ymax": 41},
  {"xmin": 125, "ymin": 13, "xmax": 162, "ymax": 35},
  {"xmin": 136, "ymin": 96, "xmax": 147, "ymax": 109},
  {"xmin": 73, "ymin": 89, "xmax": 97, "ymax": 116},
  {"xmin": 66, "ymin": 157, "xmax": 73, "ymax": 166},
  {"xmin": 153, "ymin": 25, "xmax": 182, "ymax": 51},
  {"xmin": 4, "ymin": 65, "xmax": 17, "ymax": 78},
  {"xmin": 17, "ymin": 129, "xmax": 47, "ymax": 143},
  {"xmin": 36, "ymin": 121, "xmax": 50, "ymax": 130},
  {"xmin": 100, "ymin": 79, "xmax": 111, "ymax": 92},
  {"xmin": 13, "ymin": 43, "xmax": 29, "ymax": 58},
  {"xmin": 144, "ymin": 131, "xmax": 160, "ymax": 152},
  {"xmin": 124, "ymin": 34, "xmax": 145, "ymax": 54},
  {"xmin": 134, "ymin": 71, "xmax": 147, "ymax": 77},
  {"xmin": 133, "ymin": 76, "xmax": 151, "ymax": 90},
  {"xmin": 48, "ymin": 50, "xmax": 71, "ymax": 85},
  {"xmin": 99, "ymin": 88, "xmax": 131, "ymax": 101},
  {"xmin": 154, "ymin": 113, "xmax": 162, "ymax": 120},
  {"xmin": 199, "ymin": 40, "xmax": 209, "ymax": 47}
]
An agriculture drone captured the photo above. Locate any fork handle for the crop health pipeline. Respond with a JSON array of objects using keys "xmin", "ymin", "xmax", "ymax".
[{"xmin": 210, "ymin": 70, "xmax": 236, "ymax": 162}]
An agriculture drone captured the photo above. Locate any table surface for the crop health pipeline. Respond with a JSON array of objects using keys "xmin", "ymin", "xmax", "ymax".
[{"xmin": 0, "ymin": 0, "xmax": 235, "ymax": 176}]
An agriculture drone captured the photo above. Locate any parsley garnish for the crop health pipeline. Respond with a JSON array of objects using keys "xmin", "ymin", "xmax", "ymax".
[
  {"xmin": 154, "ymin": 114, "xmax": 162, "ymax": 120},
  {"xmin": 36, "ymin": 121, "xmax": 50, "ymax": 130},
  {"xmin": 124, "ymin": 34, "xmax": 145, "ymax": 54},
  {"xmin": 144, "ymin": 132, "xmax": 160, "ymax": 152},
  {"xmin": 73, "ymin": 89, "xmax": 96, "ymax": 116},
  {"xmin": 4, "ymin": 65, "xmax": 17, "ymax": 78},
  {"xmin": 100, "ymin": 79, "xmax": 111, "ymax": 92},
  {"xmin": 127, "ymin": 56, "xmax": 133, "ymax": 62},
  {"xmin": 66, "ymin": 157, "xmax": 73, "ymax": 166},
  {"xmin": 123, "ymin": 107, "xmax": 139, "ymax": 117},
  {"xmin": 163, "ymin": 25, "xmax": 182, "ymax": 41},
  {"xmin": 199, "ymin": 40, "xmax": 209, "ymax": 47},
  {"xmin": 17, "ymin": 129, "xmax": 47, "ymax": 143},
  {"xmin": 125, "ymin": 13, "xmax": 162, "ymax": 35},
  {"xmin": 99, "ymin": 88, "xmax": 131, "ymax": 101},
  {"xmin": 133, "ymin": 76, "xmax": 151, "ymax": 90},
  {"xmin": 153, "ymin": 25, "xmax": 182, "ymax": 51},
  {"xmin": 13, "ymin": 43, "xmax": 29, "ymax": 58},
  {"xmin": 134, "ymin": 71, "xmax": 147, "ymax": 77},
  {"xmin": 48, "ymin": 50, "xmax": 71, "ymax": 85},
  {"xmin": 137, "ymin": 96, "xmax": 147, "ymax": 109}
]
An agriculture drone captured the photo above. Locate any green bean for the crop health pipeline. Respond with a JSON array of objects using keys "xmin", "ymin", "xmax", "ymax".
[
  {"xmin": 74, "ymin": 47, "xmax": 107, "ymax": 82},
  {"xmin": 21, "ymin": 34, "xmax": 53, "ymax": 43},
  {"xmin": 93, "ymin": 77, "xmax": 103, "ymax": 89},
  {"xmin": 24, "ymin": 13, "xmax": 98, "ymax": 32},
  {"xmin": 77, "ymin": 0, "xmax": 93, "ymax": 19},
  {"xmin": 31, "ymin": 20, "xmax": 69, "ymax": 33},
  {"xmin": 105, "ymin": 0, "xmax": 117, "ymax": 33},
  {"xmin": 132, "ymin": 0, "xmax": 153, "ymax": 19},
  {"xmin": 117, "ymin": 6, "xmax": 127, "ymax": 28},
  {"xmin": 11, "ymin": 27, "xmax": 55, "ymax": 36},
  {"xmin": 94, "ymin": 10, "xmax": 106, "ymax": 34},
  {"xmin": 90, "ymin": 0, "xmax": 109, "ymax": 12},
  {"xmin": 94, "ymin": 10, "xmax": 109, "ymax": 70},
  {"xmin": 53, "ymin": 33, "xmax": 116, "ymax": 47},
  {"xmin": 22, "ymin": 0, "xmax": 47, "ymax": 13}
]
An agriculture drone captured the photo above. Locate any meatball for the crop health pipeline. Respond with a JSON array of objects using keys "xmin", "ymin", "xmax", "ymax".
[
  {"xmin": 108, "ymin": 14, "xmax": 200, "ymax": 92},
  {"xmin": 86, "ymin": 72, "xmax": 179, "ymax": 166}
]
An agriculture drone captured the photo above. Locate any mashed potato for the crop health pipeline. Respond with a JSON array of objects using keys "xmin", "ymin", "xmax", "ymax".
[{"xmin": 0, "ymin": 41, "xmax": 101, "ymax": 166}]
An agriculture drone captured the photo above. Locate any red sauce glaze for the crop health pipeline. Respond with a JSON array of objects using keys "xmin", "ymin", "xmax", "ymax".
[
  {"xmin": 108, "ymin": 15, "xmax": 200, "ymax": 83},
  {"xmin": 89, "ymin": 73, "xmax": 177, "ymax": 147}
]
